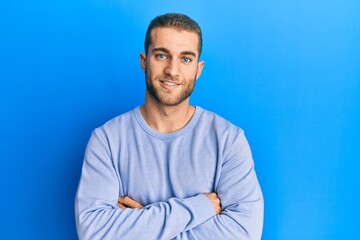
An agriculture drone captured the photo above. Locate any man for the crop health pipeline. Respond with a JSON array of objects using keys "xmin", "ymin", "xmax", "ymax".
[{"xmin": 75, "ymin": 13, "xmax": 263, "ymax": 239}]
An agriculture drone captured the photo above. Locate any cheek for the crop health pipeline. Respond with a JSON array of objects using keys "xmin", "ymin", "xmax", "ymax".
[
  {"xmin": 148, "ymin": 62, "xmax": 164, "ymax": 75},
  {"xmin": 184, "ymin": 66, "xmax": 198, "ymax": 79}
]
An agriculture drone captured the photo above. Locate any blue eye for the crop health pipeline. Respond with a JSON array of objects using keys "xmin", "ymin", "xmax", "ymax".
[
  {"xmin": 182, "ymin": 57, "xmax": 191, "ymax": 63},
  {"xmin": 156, "ymin": 54, "xmax": 167, "ymax": 59}
]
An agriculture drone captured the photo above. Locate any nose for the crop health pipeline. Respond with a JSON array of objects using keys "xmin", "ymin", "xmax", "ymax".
[{"xmin": 164, "ymin": 59, "xmax": 180, "ymax": 77}]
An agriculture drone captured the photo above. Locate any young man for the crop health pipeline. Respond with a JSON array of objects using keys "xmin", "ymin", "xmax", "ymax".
[{"xmin": 75, "ymin": 13, "xmax": 264, "ymax": 239}]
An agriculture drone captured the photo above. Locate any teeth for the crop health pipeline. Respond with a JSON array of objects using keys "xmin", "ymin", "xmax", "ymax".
[{"xmin": 163, "ymin": 81, "xmax": 176, "ymax": 86}]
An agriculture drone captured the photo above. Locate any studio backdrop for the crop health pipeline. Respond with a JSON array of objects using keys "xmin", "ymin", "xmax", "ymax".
[{"xmin": 1, "ymin": 0, "xmax": 359, "ymax": 239}]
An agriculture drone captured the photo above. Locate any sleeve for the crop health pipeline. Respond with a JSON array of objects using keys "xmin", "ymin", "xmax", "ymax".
[
  {"xmin": 188, "ymin": 130, "xmax": 264, "ymax": 240},
  {"xmin": 75, "ymin": 129, "xmax": 216, "ymax": 240}
]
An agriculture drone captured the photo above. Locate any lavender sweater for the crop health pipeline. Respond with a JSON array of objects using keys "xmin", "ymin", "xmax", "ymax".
[{"xmin": 75, "ymin": 106, "xmax": 263, "ymax": 239}]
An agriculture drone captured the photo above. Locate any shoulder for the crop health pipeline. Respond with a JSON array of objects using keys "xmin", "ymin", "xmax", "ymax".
[
  {"xmin": 197, "ymin": 106, "xmax": 244, "ymax": 136},
  {"xmin": 195, "ymin": 107, "xmax": 250, "ymax": 158},
  {"xmin": 195, "ymin": 106, "xmax": 247, "ymax": 151}
]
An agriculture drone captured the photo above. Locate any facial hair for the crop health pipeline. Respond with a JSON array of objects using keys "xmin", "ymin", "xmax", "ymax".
[{"xmin": 145, "ymin": 68, "xmax": 197, "ymax": 106}]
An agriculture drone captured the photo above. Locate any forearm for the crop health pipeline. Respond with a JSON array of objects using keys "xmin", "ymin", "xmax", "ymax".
[
  {"xmin": 76, "ymin": 193, "xmax": 215, "ymax": 239},
  {"xmin": 189, "ymin": 194, "xmax": 263, "ymax": 240}
]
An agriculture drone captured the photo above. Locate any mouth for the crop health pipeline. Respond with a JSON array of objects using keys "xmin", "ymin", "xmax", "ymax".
[{"xmin": 159, "ymin": 80, "xmax": 180, "ymax": 89}]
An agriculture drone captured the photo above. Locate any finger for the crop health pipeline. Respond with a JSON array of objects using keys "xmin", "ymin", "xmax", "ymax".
[
  {"xmin": 118, "ymin": 197, "xmax": 130, "ymax": 208},
  {"xmin": 122, "ymin": 196, "xmax": 144, "ymax": 209},
  {"xmin": 118, "ymin": 196, "xmax": 125, "ymax": 204},
  {"xmin": 118, "ymin": 203, "xmax": 126, "ymax": 209}
]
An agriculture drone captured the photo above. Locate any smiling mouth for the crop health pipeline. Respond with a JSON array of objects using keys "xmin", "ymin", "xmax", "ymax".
[
  {"xmin": 159, "ymin": 80, "xmax": 180, "ymax": 88},
  {"xmin": 161, "ymin": 81, "xmax": 177, "ymax": 86}
]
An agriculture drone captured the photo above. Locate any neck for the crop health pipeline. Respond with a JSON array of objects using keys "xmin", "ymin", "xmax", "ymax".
[{"xmin": 140, "ymin": 93, "xmax": 196, "ymax": 133}]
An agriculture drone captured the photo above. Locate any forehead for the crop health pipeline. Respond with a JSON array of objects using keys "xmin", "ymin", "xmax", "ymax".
[{"xmin": 149, "ymin": 27, "xmax": 199, "ymax": 54}]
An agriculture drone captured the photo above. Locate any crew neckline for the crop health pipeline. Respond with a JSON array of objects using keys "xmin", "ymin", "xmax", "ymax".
[{"xmin": 133, "ymin": 106, "xmax": 203, "ymax": 140}]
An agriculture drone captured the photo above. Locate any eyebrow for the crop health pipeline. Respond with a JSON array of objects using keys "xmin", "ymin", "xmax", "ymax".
[
  {"xmin": 181, "ymin": 51, "xmax": 197, "ymax": 58},
  {"xmin": 152, "ymin": 47, "xmax": 170, "ymax": 54},
  {"xmin": 152, "ymin": 47, "xmax": 197, "ymax": 58}
]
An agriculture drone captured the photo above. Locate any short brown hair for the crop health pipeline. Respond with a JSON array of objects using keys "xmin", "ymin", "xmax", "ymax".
[{"xmin": 144, "ymin": 13, "xmax": 203, "ymax": 58}]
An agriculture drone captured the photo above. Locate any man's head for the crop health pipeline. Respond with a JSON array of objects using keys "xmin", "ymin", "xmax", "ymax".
[
  {"xmin": 144, "ymin": 13, "xmax": 202, "ymax": 58},
  {"xmin": 140, "ymin": 13, "xmax": 204, "ymax": 107}
]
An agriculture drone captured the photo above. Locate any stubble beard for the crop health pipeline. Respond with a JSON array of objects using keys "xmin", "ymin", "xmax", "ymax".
[{"xmin": 145, "ymin": 69, "xmax": 197, "ymax": 106}]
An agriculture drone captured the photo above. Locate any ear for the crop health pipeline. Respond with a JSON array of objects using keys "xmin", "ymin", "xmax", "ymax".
[
  {"xmin": 140, "ymin": 53, "xmax": 147, "ymax": 72},
  {"xmin": 195, "ymin": 60, "xmax": 205, "ymax": 80}
]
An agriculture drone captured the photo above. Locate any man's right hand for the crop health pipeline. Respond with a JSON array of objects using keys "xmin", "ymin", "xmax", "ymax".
[
  {"xmin": 203, "ymin": 192, "xmax": 222, "ymax": 215},
  {"xmin": 118, "ymin": 193, "xmax": 221, "ymax": 215},
  {"xmin": 118, "ymin": 196, "xmax": 144, "ymax": 210}
]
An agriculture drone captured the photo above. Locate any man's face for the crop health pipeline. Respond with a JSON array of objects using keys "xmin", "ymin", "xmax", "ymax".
[{"xmin": 140, "ymin": 27, "xmax": 204, "ymax": 106}]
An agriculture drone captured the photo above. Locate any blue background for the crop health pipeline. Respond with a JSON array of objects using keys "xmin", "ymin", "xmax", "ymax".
[{"xmin": 1, "ymin": 0, "xmax": 359, "ymax": 239}]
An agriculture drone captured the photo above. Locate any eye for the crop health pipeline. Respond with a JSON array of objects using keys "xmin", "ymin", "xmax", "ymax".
[
  {"xmin": 156, "ymin": 54, "xmax": 167, "ymax": 60},
  {"xmin": 182, "ymin": 57, "xmax": 191, "ymax": 63}
]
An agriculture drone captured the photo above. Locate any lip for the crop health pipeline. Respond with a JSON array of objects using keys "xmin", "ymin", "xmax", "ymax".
[{"xmin": 159, "ymin": 80, "xmax": 180, "ymax": 90}]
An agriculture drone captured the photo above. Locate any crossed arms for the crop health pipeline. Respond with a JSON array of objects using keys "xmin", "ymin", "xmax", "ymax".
[
  {"xmin": 118, "ymin": 193, "xmax": 221, "ymax": 215},
  {"xmin": 75, "ymin": 129, "xmax": 263, "ymax": 239}
]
